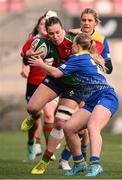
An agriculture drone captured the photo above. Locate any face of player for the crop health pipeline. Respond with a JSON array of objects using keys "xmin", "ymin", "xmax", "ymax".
[
  {"xmin": 38, "ymin": 18, "xmax": 47, "ymax": 36},
  {"xmin": 80, "ymin": 13, "xmax": 97, "ymax": 35},
  {"xmin": 47, "ymin": 23, "xmax": 65, "ymax": 45}
]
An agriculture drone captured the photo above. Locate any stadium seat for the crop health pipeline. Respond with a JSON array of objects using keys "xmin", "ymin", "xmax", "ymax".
[{"xmin": 113, "ymin": 0, "xmax": 122, "ymax": 13}]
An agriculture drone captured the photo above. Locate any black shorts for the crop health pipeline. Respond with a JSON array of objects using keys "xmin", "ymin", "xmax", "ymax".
[
  {"xmin": 42, "ymin": 76, "xmax": 83, "ymax": 104},
  {"xmin": 25, "ymin": 83, "xmax": 39, "ymax": 102}
]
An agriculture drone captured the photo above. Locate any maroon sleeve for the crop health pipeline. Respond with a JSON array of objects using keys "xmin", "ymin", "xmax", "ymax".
[{"xmin": 21, "ymin": 36, "xmax": 34, "ymax": 54}]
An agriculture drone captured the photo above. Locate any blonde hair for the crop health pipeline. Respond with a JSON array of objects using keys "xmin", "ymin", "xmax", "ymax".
[
  {"xmin": 75, "ymin": 33, "xmax": 92, "ymax": 50},
  {"xmin": 81, "ymin": 8, "xmax": 100, "ymax": 24},
  {"xmin": 75, "ymin": 33, "xmax": 106, "ymax": 72}
]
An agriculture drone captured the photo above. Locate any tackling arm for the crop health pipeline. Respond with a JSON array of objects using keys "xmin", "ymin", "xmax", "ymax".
[{"xmin": 28, "ymin": 56, "xmax": 63, "ymax": 78}]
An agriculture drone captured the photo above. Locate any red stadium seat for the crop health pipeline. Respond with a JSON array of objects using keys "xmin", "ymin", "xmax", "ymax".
[
  {"xmin": 113, "ymin": 0, "xmax": 122, "ymax": 12},
  {"xmin": 78, "ymin": 2, "xmax": 94, "ymax": 12},
  {"xmin": 0, "ymin": 0, "xmax": 8, "ymax": 13},
  {"xmin": 63, "ymin": 0, "xmax": 79, "ymax": 13},
  {"xmin": 9, "ymin": 0, "xmax": 24, "ymax": 12}
]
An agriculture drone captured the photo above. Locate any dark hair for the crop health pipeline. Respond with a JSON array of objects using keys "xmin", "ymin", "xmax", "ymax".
[
  {"xmin": 30, "ymin": 15, "xmax": 46, "ymax": 37},
  {"xmin": 45, "ymin": 17, "xmax": 63, "ymax": 31}
]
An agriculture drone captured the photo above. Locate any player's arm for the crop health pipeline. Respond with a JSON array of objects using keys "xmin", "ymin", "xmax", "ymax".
[
  {"xmin": 68, "ymin": 28, "xmax": 81, "ymax": 34},
  {"xmin": 104, "ymin": 60, "xmax": 113, "ymax": 74},
  {"xmin": 101, "ymin": 38, "xmax": 113, "ymax": 74},
  {"xmin": 21, "ymin": 37, "xmax": 35, "ymax": 65},
  {"xmin": 21, "ymin": 37, "xmax": 45, "ymax": 65},
  {"xmin": 20, "ymin": 63, "xmax": 30, "ymax": 78},
  {"xmin": 90, "ymin": 39, "xmax": 113, "ymax": 74},
  {"xmin": 28, "ymin": 56, "xmax": 64, "ymax": 78}
]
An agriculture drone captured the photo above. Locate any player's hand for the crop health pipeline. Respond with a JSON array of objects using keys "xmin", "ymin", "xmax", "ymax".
[
  {"xmin": 89, "ymin": 40, "xmax": 97, "ymax": 54},
  {"xmin": 28, "ymin": 55, "xmax": 44, "ymax": 67},
  {"xmin": 26, "ymin": 46, "xmax": 44, "ymax": 57}
]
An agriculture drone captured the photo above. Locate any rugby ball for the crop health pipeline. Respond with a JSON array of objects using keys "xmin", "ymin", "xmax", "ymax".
[{"xmin": 32, "ymin": 37, "xmax": 50, "ymax": 58}]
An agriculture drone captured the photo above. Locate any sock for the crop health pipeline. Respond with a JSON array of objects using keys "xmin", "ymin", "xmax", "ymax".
[
  {"xmin": 61, "ymin": 143, "xmax": 87, "ymax": 162},
  {"xmin": 81, "ymin": 144, "xmax": 87, "ymax": 160},
  {"xmin": 35, "ymin": 137, "xmax": 41, "ymax": 144},
  {"xmin": 28, "ymin": 122, "xmax": 38, "ymax": 144},
  {"xmin": 90, "ymin": 156, "xmax": 100, "ymax": 165},
  {"xmin": 28, "ymin": 139, "xmax": 35, "ymax": 145},
  {"xmin": 61, "ymin": 144, "xmax": 71, "ymax": 161},
  {"xmin": 78, "ymin": 133, "xmax": 84, "ymax": 139},
  {"xmin": 32, "ymin": 113, "xmax": 40, "ymax": 119},
  {"xmin": 42, "ymin": 149, "xmax": 53, "ymax": 163},
  {"xmin": 43, "ymin": 122, "xmax": 53, "ymax": 146},
  {"xmin": 73, "ymin": 154, "xmax": 84, "ymax": 164},
  {"xmin": 60, "ymin": 132, "xmax": 87, "ymax": 162}
]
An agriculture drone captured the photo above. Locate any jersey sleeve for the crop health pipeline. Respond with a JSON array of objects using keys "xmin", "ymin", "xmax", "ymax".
[
  {"xmin": 21, "ymin": 37, "xmax": 34, "ymax": 54},
  {"xmin": 101, "ymin": 38, "xmax": 111, "ymax": 62},
  {"xmin": 58, "ymin": 55, "xmax": 80, "ymax": 74}
]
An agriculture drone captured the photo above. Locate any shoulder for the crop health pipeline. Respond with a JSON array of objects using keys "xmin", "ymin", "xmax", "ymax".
[
  {"xmin": 68, "ymin": 54, "xmax": 77, "ymax": 60},
  {"xmin": 92, "ymin": 31, "xmax": 105, "ymax": 43},
  {"xmin": 24, "ymin": 36, "xmax": 35, "ymax": 44},
  {"xmin": 65, "ymin": 31, "xmax": 76, "ymax": 41},
  {"xmin": 68, "ymin": 53, "xmax": 90, "ymax": 63}
]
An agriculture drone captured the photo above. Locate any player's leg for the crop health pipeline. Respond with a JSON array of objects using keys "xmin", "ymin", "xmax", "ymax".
[
  {"xmin": 86, "ymin": 90, "xmax": 119, "ymax": 177},
  {"xmin": 31, "ymin": 98, "xmax": 78, "ymax": 175},
  {"xmin": 59, "ymin": 102, "xmax": 86, "ymax": 170},
  {"xmin": 59, "ymin": 128, "xmax": 89, "ymax": 170},
  {"xmin": 64, "ymin": 108, "xmax": 90, "ymax": 176},
  {"xmin": 59, "ymin": 144, "xmax": 71, "ymax": 170},
  {"xmin": 27, "ymin": 117, "xmax": 42, "ymax": 160},
  {"xmin": 79, "ymin": 129, "xmax": 89, "ymax": 161},
  {"xmin": 26, "ymin": 83, "xmax": 57, "ymax": 160},
  {"xmin": 34, "ymin": 115, "xmax": 44, "ymax": 156},
  {"xmin": 20, "ymin": 84, "xmax": 43, "ymax": 160},
  {"xmin": 85, "ymin": 105, "xmax": 111, "ymax": 177},
  {"xmin": 43, "ymin": 98, "xmax": 58, "ymax": 160}
]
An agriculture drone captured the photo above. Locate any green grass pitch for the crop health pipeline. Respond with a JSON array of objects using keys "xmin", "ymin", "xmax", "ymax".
[{"xmin": 0, "ymin": 131, "xmax": 122, "ymax": 179}]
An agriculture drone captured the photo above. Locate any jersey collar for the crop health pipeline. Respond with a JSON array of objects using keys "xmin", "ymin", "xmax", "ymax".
[{"xmin": 75, "ymin": 50, "xmax": 90, "ymax": 56}]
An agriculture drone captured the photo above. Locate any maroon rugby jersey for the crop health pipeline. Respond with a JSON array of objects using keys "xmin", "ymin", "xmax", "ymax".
[{"xmin": 22, "ymin": 35, "xmax": 46, "ymax": 85}]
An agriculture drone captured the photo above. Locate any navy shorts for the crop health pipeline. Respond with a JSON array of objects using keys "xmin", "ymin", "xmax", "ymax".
[
  {"xmin": 82, "ymin": 89, "xmax": 119, "ymax": 116},
  {"xmin": 25, "ymin": 83, "xmax": 39, "ymax": 102},
  {"xmin": 42, "ymin": 76, "xmax": 83, "ymax": 104}
]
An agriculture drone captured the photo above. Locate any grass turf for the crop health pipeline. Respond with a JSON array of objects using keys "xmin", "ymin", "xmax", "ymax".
[{"xmin": 0, "ymin": 131, "xmax": 122, "ymax": 179}]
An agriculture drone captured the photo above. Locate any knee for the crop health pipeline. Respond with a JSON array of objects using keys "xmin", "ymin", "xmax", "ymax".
[
  {"xmin": 27, "ymin": 102, "xmax": 39, "ymax": 115},
  {"xmin": 87, "ymin": 121, "xmax": 98, "ymax": 135},
  {"xmin": 44, "ymin": 112, "xmax": 54, "ymax": 124},
  {"xmin": 63, "ymin": 123, "xmax": 74, "ymax": 138},
  {"xmin": 54, "ymin": 118, "xmax": 65, "ymax": 129}
]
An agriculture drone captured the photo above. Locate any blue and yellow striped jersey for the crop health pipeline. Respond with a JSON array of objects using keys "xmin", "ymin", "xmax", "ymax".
[
  {"xmin": 91, "ymin": 31, "xmax": 111, "ymax": 62},
  {"xmin": 58, "ymin": 50, "xmax": 113, "ymax": 102}
]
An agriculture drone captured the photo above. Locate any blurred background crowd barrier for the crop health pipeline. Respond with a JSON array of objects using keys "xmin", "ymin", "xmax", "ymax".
[{"xmin": 0, "ymin": 0, "xmax": 122, "ymax": 133}]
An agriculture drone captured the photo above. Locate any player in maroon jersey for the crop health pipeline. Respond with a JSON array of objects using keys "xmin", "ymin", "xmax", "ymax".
[
  {"xmin": 20, "ymin": 11, "xmax": 58, "ymax": 161},
  {"xmin": 26, "ymin": 16, "xmax": 86, "ymax": 175}
]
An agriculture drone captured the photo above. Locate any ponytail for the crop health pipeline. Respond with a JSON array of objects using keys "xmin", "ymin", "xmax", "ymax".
[{"xmin": 89, "ymin": 40, "xmax": 107, "ymax": 73}]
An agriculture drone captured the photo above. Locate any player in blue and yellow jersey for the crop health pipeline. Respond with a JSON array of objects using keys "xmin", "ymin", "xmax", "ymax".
[
  {"xmin": 69, "ymin": 8, "xmax": 113, "ymax": 74},
  {"xmin": 28, "ymin": 32, "xmax": 119, "ymax": 177},
  {"xmin": 59, "ymin": 8, "xmax": 113, "ymax": 170}
]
